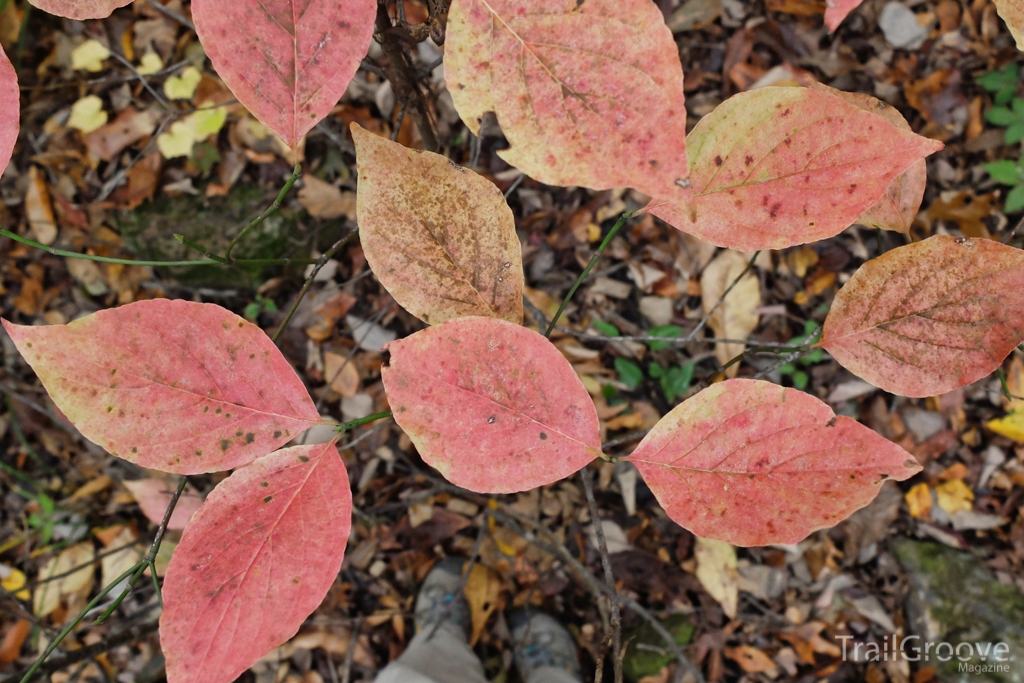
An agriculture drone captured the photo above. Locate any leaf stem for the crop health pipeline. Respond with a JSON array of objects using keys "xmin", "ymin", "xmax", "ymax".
[
  {"xmin": 173, "ymin": 234, "xmax": 228, "ymax": 263},
  {"xmin": 545, "ymin": 211, "xmax": 632, "ymax": 338},
  {"xmin": 224, "ymin": 163, "xmax": 302, "ymax": 262},
  {"xmin": 333, "ymin": 411, "xmax": 393, "ymax": 434},
  {"xmin": 0, "ymin": 228, "xmax": 320, "ymax": 267},
  {"xmin": 272, "ymin": 229, "xmax": 359, "ymax": 343}
]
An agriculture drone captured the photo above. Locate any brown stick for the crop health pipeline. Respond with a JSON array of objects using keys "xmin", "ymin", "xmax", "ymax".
[{"xmin": 374, "ymin": 2, "xmax": 439, "ymax": 151}]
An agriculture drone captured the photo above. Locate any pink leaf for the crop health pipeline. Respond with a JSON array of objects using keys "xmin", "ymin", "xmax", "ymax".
[
  {"xmin": 381, "ymin": 316, "xmax": 601, "ymax": 493},
  {"xmin": 2, "ymin": 299, "xmax": 320, "ymax": 474},
  {"xmin": 820, "ymin": 235, "xmax": 1024, "ymax": 397},
  {"xmin": 0, "ymin": 46, "xmax": 17, "ymax": 176},
  {"xmin": 445, "ymin": 0, "xmax": 691, "ymax": 201},
  {"xmin": 28, "ymin": 0, "xmax": 131, "ymax": 20},
  {"xmin": 122, "ymin": 479, "xmax": 204, "ymax": 531},
  {"xmin": 160, "ymin": 442, "xmax": 351, "ymax": 683},
  {"xmin": 192, "ymin": 0, "xmax": 376, "ymax": 148},
  {"xmin": 648, "ymin": 87, "xmax": 943, "ymax": 251},
  {"xmin": 824, "ymin": 0, "xmax": 865, "ymax": 32},
  {"xmin": 629, "ymin": 379, "xmax": 921, "ymax": 546}
]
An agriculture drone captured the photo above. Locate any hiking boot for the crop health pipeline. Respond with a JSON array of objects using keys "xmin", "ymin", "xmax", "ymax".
[
  {"xmin": 413, "ymin": 557, "xmax": 470, "ymax": 637},
  {"xmin": 508, "ymin": 609, "xmax": 582, "ymax": 681}
]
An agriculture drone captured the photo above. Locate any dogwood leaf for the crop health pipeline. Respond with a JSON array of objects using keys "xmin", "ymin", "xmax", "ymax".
[
  {"xmin": 0, "ymin": 46, "xmax": 17, "ymax": 175},
  {"xmin": 381, "ymin": 316, "xmax": 602, "ymax": 492},
  {"xmin": 29, "ymin": 0, "xmax": 131, "ymax": 19},
  {"xmin": 815, "ymin": 85, "xmax": 927, "ymax": 234},
  {"xmin": 352, "ymin": 125, "xmax": 524, "ymax": 325},
  {"xmin": 191, "ymin": 0, "xmax": 376, "ymax": 147},
  {"xmin": 2, "ymin": 300, "xmax": 320, "ymax": 474},
  {"xmin": 161, "ymin": 442, "xmax": 351, "ymax": 683},
  {"xmin": 649, "ymin": 87, "xmax": 943, "ymax": 251},
  {"xmin": 824, "ymin": 0, "xmax": 864, "ymax": 31},
  {"xmin": 445, "ymin": 0, "xmax": 691, "ymax": 201},
  {"xmin": 820, "ymin": 236, "xmax": 1024, "ymax": 397},
  {"xmin": 629, "ymin": 379, "xmax": 921, "ymax": 546}
]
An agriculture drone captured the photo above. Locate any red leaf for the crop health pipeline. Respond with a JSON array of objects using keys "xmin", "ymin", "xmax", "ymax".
[
  {"xmin": 0, "ymin": 47, "xmax": 17, "ymax": 176},
  {"xmin": 445, "ymin": 0, "xmax": 691, "ymax": 201},
  {"xmin": 28, "ymin": 0, "xmax": 131, "ymax": 19},
  {"xmin": 2, "ymin": 300, "xmax": 320, "ymax": 474},
  {"xmin": 820, "ymin": 235, "xmax": 1024, "ymax": 397},
  {"xmin": 123, "ymin": 479, "xmax": 204, "ymax": 531},
  {"xmin": 381, "ymin": 316, "xmax": 601, "ymax": 493},
  {"xmin": 824, "ymin": 0, "xmax": 864, "ymax": 31},
  {"xmin": 648, "ymin": 87, "xmax": 943, "ymax": 251},
  {"xmin": 192, "ymin": 0, "xmax": 376, "ymax": 148},
  {"xmin": 629, "ymin": 379, "xmax": 920, "ymax": 546},
  {"xmin": 160, "ymin": 442, "xmax": 351, "ymax": 683}
]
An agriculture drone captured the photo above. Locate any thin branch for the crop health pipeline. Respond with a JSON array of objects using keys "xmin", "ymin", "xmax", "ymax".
[
  {"xmin": 145, "ymin": 0, "xmax": 195, "ymax": 30},
  {"xmin": 580, "ymin": 467, "xmax": 623, "ymax": 683},
  {"xmin": 545, "ymin": 211, "xmax": 632, "ymax": 337},
  {"xmin": 272, "ymin": 229, "xmax": 360, "ymax": 343},
  {"xmin": 682, "ymin": 250, "xmax": 760, "ymax": 343},
  {"xmin": 225, "ymin": 163, "xmax": 303, "ymax": 262}
]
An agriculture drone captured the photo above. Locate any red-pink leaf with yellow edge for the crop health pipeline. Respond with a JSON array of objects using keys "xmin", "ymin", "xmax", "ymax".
[
  {"xmin": 2, "ymin": 299, "xmax": 320, "ymax": 474},
  {"xmin": 821, "ymin": 235, "xmax": 1024, "ymax": 398},
  {"xmin": 160, "ymin": 442, "xmax": 351, "ymax": 683},
  {"xmin": 824, "ymin": 0, "xmax": 864, "ymax": 31},
  {"xmin": 28, "ymin": 0, "xmax": 131, "ymax": 20},
  {"xmin": 629, "ymin": 379, "xmax": 920, "ymax": 546},
  {"xmin": 648, "ymin": 87, "xmax": 943, "ymax": 251},
  {"xmin": 192, "ymin": 0, "xmax": 376, "ymax": 148},
  {"xmin": 444, "ymin": 0, "xmax": 691, "ymax": 201},
  {"xmin": 0, "ymin": 46, "xmax": 17, "ymax": 175},
  {"xmin": 381, "ymin": 316, "xmax": 601, "ymax": 493}
]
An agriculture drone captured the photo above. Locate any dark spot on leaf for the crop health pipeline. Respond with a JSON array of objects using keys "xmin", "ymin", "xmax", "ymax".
[
  {"xmin": 261, "ymin": 481, "xmax": 269, "ymax": 487},
  {"xmin": 215, "ymin": 407, "xmax": 222, "ymax": 415},
  {"xmin": 848, "ymin": 183, "xmax": 857, "ymax": 194},
  {"xmin": 744, "ymin": 155, "xmax": 753, "ymax": 166},
  {"xmin": 245, "ymin": 433, "xmax": 255, "ymax": 444},
  {"xmin": 220, "ymin": 439, "xmax": 230, "ymax": 451},
  {"xmin": 298, "ymin": 455, "xmax": 310, "ymax": 463},
  {"xmin": 769, "ymin": 203, "xmax": 782, "ymax": 218},
  {"xmin": 827, "ymin": 417, "xmax": 837, "ymax": 427},
  {"xmin": 106, "ymin": 406, "xmax": 114, "ymax": 412},
  {"xmin": 195, "ymin": 450, "xmax": 202, "ymax": 456},
  {"xmin": 291, "ymin": 577, "xmax": 301, "ymax": 584},
  {"xmin": 263, "ymin": 495, "xmax": 274, "ymax": 503},
  {"xmin": 131, "ymin": 447, "xmax": 138, "ymax": 453},
  {"xmin": 203, "ymin": 406, "xmax": 210, "ymax": 413},
  {"xmin": 487, "ymin": 416, "xmax": 496, "ymax": 424},
  {"xmin": 249, "ymin": 354, "xmax": 255, "ymax": 359},
  {"xmin": 235, "ymin": 430, "xmax": 243, "ymax": 437},
  {"xmin": 25, "ymin": 342, "xmax": 31, "ymax": 348},
  {"xmin": 539, "ymin": 432, "xmax": 548, "ymax": 440},
  {"xmin": 714, "ymin": 155, "xmax": 723, "ymax": 166},
  {"xmin": 273, "ymin": 430, "xmax": 282, "ymax": 439},
  {"xmin": 110, "ymin": 368, "xmax": 117, "ymax": 376}
]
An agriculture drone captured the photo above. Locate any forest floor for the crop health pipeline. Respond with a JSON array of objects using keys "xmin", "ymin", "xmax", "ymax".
[{"xmin": 0, "ymin": 0, "xmax": 1023, "ymax": 682}]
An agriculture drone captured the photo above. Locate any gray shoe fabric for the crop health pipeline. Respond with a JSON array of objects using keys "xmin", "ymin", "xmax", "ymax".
[
  {"xmin": 508, "ymin": 610, "xmax": 583, "ymax": 681},
  {"xmin": 413, "ymin": 557, "xmax": 471, "ymax": 637}
]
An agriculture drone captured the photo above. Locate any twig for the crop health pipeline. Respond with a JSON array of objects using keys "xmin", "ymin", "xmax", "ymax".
[
  {"xmin": 580, "ymin": 467, "xmax": 623, "ymax": 683},
  {"xmin": 272, "ymin": 229, "xmax": 359, "ymax": 343},
  {"xmin": 145, "ymin": 0, "xmax": 195, "ymax": 30},
  {"xmin": 340, "ymin": 618, "xmax": 362, "ymax": 683},
  {"xmin": 545, "ymin": 211, "xmax": 633, "ymax": 337},
  {"xmin": 374, "ymin": 3, "xmax": 439, "ymax": 152},
  {"xmin": 13, "ymin": 621, "xmax": 160, "ymax": 680},
  {"xmin": 0, "ymin": 228, "xmax": 319, "ymax": 267},
  {"xmin": 334, "ymin": 412, "xmax": 393, "ymax": 434},
  {"xmin": 225, "ymin": 163, "xmax": 303, "ymax": 262}
]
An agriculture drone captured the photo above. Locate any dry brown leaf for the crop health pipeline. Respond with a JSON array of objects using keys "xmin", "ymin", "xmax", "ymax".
[
  {"xmin": 323, "ymin": 352, "xmax": 361, "ymax": 398},
  {"xmin": 463, "ymin": 564, "xmax": 503, "ymax": 646},
  {"xmin": 694, "ymin": 538, "xmax": 738, "ymax": 618},
  {"xmin": 298, "ymin": 174, "xmax": 356, "ymax": 219},
  {"xmin": 700, "ymin": 250, "xmax": 760, "ymax": 377},
  {"xmin": 725, "ymin": 645, "xmax": 777, "ymax": 673},
  {"xmin": 25, "ymin": 167, "xmax": 57, "ymax": 245},
  {"xmin": 0, "ymin": 620, "xmax": 29, "ymax": 664},
  {"xmin": 84, "ymin": 107, "xmax": 158, "ymax": 162},
  {"xmin": 33, "ymin": 542, "xmax": 95, "ymax": 618}
]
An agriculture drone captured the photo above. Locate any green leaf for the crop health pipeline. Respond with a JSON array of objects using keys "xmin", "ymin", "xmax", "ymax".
[
  {"xmin": 615, "ymin": 357, "xmax": 644, "ymax": 389},
  {"xmin": 1006, "ymin": 184, "xmax": 1024, "ymax": 214},
  {"xmin": 648, "ymin": 361, "xmax": 664, "ymax": 378},
  {"xmin": 977, "ymin": 63, "xmax": 1019, "ymax": 95},
  {"xmin": 996, "ymin": 87, "xmax": 1017, "ymax": 107},
  {"xmin": 661, "ymin": 362, "xmax": 694, "ymax": 403},
  {"xmin": 984, "ymin": 160, "xmax": 1023, "ymax": 186},
  {"xmin": 986, "ymin": 106, "xmax": 1020, "ymax": 127},
  {"xmin": 647, "ymin": 325, "xmax": 683, "ymax": 351},
  {"xmin": 39, "ymin": 493, "xmax": 55, "ymax": 515},
  {"xmin": 1013, "ymin": 97, "xmax": 1024, "ymax": 118},
  {"xmin": 1007, "ymin": 122, "xmax": 1024, "ymax": 145},
  {"xmin": 592, "ymin": 319, "xmax": 619, "ymax": 336},
  {"xmin": 602, "ymin": 383, "xmax": 616, "ymax": 399},
  {"xmin": 803, "ymin": 320, "xmax": 820, "ymax": 336},
  {"xmin": 778, "ymin": 363, "xmax": 795, "ymax": 375},
  {"xmin": 800, "ymin": 347, "xmax": 825, "ymax": 365},
  {"xmin": 243, "ymin": 302, "xmax": 261, "ymax": 320},
  {"xmin": 793, "ymin": 370, "xmax": 809, "ymax": 390}
]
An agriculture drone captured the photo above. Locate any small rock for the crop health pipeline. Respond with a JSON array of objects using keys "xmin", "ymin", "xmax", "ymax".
[{"xmin": 878, "ymin": 2, "xmax": 931, "ymax": 49}]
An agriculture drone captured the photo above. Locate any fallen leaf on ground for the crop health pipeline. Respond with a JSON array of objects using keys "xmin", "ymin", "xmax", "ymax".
[
  {"xmin": 700, "ymin": 250, "xmax": 760, "ymax": 376},
  {"xmin": 694, "ymin": 538, "xmax": 738, "ymax": 618},
  {"xmin": 123, "ymin": 478, "xmax": 204, "ymax": 530}
]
